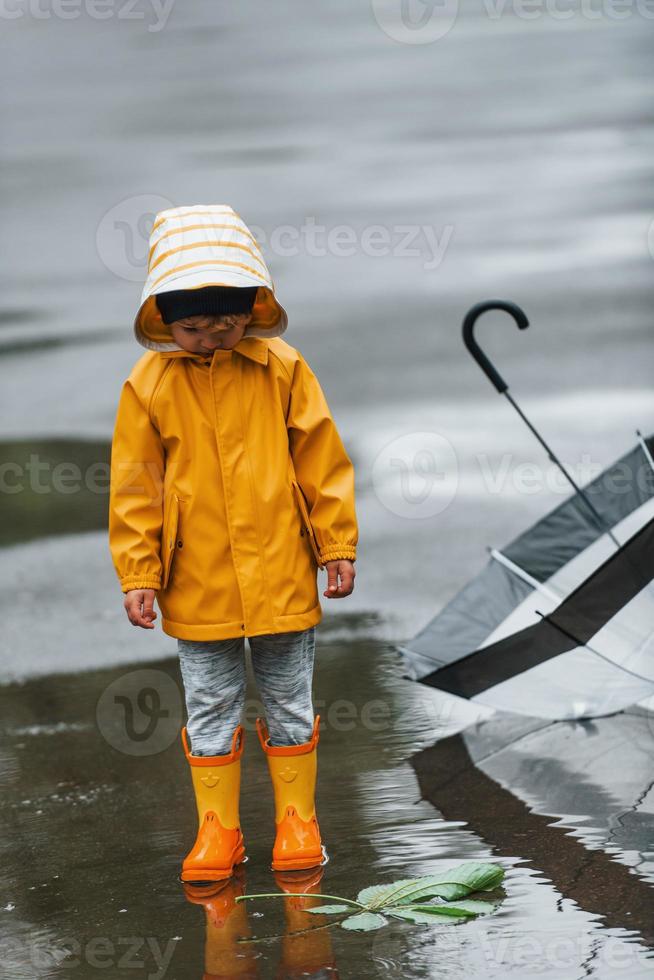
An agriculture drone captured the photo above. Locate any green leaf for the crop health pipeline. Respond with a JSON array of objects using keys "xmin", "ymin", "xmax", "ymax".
[
  {"xmin": 366, "ymin": 862, "xmax": 504, "ymax": 909},
  {"xmin": 340, "ymin": 912, "xmax": 388, "ymax": 932},
  {"xmin": 387, "ymin": 898, "xmax": 498, "ymax": 924},
  {"xmin": 306, "ymin": 904, "xmax": 352, "ymax": 915},
  {"xmin": 397, "ymin": 864, "xmax": 503, "ymax": 905},
  {"xmin": 357, "ymin": 877, "xmax": 421, "ymax": 907}
]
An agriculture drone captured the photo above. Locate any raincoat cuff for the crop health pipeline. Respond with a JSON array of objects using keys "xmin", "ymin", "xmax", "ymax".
[
  {"xmin": 121, "ymin": 576, "xmax": 162, "ymax": 593},
  {"xmin": 319, "ymin": 546, "xmax": 357, "ymax": 564}
]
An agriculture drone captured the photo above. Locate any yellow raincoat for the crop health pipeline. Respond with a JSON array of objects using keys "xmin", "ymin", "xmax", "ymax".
[{"xmin": 108, "ymin": 205, "xmax": 358, "ymax": 641}]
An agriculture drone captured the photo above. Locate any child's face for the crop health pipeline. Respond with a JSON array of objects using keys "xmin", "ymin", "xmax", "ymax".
[{"xmin": 169, "ymin": 313, "xmax": 252, "ymax": 354}]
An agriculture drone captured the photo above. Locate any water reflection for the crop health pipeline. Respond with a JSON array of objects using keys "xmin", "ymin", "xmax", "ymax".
[
  {"xmin": 183, "ymin": 870, "xmax": 258, "ymax": 978},
  {"xmin": 182, "ymin": 866, "xmax": 338, "ymax": 979},
  {"xmin": 412, "ymin": 711, "xmax": 654, "ymax": 949}
]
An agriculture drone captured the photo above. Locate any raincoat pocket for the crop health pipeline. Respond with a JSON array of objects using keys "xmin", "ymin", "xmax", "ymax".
[
  {"xmin": 161, "ymin": 492, "xmax": 181, "ymax": 590},
  {"xmin": 291, "ymin": 480, "xmax": 323, "ymax": 568}
]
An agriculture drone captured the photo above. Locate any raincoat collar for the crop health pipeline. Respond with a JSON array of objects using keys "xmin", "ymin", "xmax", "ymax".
[{"xmin": 157, "ymin": 335, "xmax": 269, "ymax": 365}]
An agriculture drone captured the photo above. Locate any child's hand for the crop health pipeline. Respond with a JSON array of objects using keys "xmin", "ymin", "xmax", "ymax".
[
  {"xmin": 323, "ymin": 560, "xmax": 356, "ymax": 598},
  {"xmin": 124, "ymin": 588, "xmax": 158, "ymax": 629}
]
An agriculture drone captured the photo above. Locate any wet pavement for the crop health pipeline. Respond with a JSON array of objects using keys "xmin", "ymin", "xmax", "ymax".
[
  {"xmin": 1, "ymin": 629, "xmax": 653, "ymax": 978},
  {"xmin": 2, "ymin": 0, "xmax": 654, "ymax": 672}
]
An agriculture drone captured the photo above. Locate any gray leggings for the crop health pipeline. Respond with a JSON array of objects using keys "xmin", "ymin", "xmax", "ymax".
[{"xmin": 177, "ymin": 626, "xmax": 316, "ymax": 756}]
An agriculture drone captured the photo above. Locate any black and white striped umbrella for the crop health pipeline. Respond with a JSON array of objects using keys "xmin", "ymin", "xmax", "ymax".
[{"xmin": 399, "ymin": 302, "xmax": 654, "ymax": 720}]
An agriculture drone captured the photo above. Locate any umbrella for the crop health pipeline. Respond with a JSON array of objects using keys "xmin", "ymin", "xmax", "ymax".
[{"xmin": 398, "ymin": 300, "xmax": 654, "ymax": 720}]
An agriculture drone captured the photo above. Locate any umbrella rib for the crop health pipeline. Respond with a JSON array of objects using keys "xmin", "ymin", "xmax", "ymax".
[
  {"xmin": 489, "ymin": 548, "xmax": 561, "ymax": 604},
  {"xmin": 636, "ymin": 430, "xmax": 654, "ymax": 475}
]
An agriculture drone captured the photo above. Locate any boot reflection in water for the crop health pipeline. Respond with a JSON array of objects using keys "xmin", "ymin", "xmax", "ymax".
[
  {"xmin": 273, "ymin": 867, "xmax": 339, "ymax": 980},
  {"xmin": 181, "ymin": 724, "xmax": 247, "ymax": 884},
  {"xmin": 183, "ymin": 867, "xmax": 259, "ymax": 980},
  {"xmin": 256, "ymin": 714, "xmax": 328, "ymax": 873}
]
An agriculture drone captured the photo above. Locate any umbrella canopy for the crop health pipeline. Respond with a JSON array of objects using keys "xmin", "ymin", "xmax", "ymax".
[{"xmin": 399, "ymin": 301, "xmax": 654, "ymax": 720}]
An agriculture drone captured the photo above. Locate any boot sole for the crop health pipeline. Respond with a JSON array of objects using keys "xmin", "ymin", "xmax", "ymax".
[
  {"xmin": 180, "ymin": 845, "xmax": 247, "ymax": 883},
  {"xmin": 271, "ymin": 845, "xmax": 329, "ymax": 872}
]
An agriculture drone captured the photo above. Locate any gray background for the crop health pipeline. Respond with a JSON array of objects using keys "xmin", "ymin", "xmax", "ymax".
[{"xmin": 1, "ymin": 0, "xmax": 653, "ymax": 679}]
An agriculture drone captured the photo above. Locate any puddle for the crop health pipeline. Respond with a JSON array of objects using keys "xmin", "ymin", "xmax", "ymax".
[
  {"xmin": 0, "ymin": 638, "xmax": 652, "ymax": 978},
  {"xmin": 0, "ymin": 439, "xmax": 110, "ymax": 547}
]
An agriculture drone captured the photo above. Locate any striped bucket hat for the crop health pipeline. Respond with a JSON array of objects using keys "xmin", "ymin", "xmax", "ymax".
[{"xmin": 134, "ymin": 204, "xmax": 288, "ymax": 351}]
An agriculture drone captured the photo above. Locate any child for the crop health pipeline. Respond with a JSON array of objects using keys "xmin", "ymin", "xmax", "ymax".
[{"xmin": 108, "ymin": 204, "xmax": 358, "ymax": 884}]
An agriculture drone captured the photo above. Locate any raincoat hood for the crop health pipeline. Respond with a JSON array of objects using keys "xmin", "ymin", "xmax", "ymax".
[{"xmin": 134, "ymin": 204, "xmax": 288, "ymax": 352}]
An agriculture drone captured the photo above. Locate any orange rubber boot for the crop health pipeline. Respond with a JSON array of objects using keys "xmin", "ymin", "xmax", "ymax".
[
  {"xmin": 180, "ymin": 724, "xmax": 246, "ymax": 884},
  {"xmin": 255, "ymin": 715, "xmax": 327, "ymax": 872}
]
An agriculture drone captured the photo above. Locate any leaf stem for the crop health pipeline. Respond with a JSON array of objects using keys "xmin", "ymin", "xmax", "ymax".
[{"xmin": 235, "ymin": 891, "xmax": 365, "ymax": 909}]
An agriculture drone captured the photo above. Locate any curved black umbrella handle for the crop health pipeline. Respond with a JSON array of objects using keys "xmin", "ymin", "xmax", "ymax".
[{"xmin": 462, "ymin": 300, "xmax": 530, "ymax": 393}]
